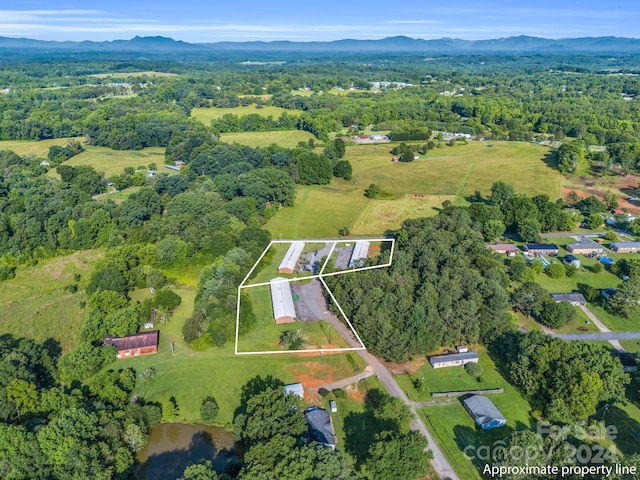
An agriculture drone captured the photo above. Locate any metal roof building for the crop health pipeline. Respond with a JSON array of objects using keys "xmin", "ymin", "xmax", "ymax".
[
  {"xmin": 348, "ymin": 241, "xmax": 370, "ymax": 267},
  {"xmin": 284, "ymin": 382, "xmax": 304, "ymax": 399},
  {"xmin": 278, "ymin": 242, "xmax": 305, "ymax": 274},
  {"xmin": 270, "ymin": 277, "xmax": 296, "ymax": 323},
  {"xmin": 463, "ymin": 395, "xmax": 507, "ymax": 430},
  {"xmin": 429, "ymin": 352, "xmax": 479, "ymax": 369}
]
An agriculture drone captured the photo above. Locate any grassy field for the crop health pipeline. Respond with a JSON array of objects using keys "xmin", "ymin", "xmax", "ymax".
[
  {"xmin": 0, "ymin": 250, "xmax": 102, "ymax": 352},
  {"xmin": 397, "ymin": 349, "xmax": 536, "ymax": 479},
  {"xmin": 220, "ymin": 130, "xmax": 317, "ymax": 148},
  {"xmin": 267, "ymin": 141, "xmax": 561, "ymax": 238},
  {"xmin": 49, "ymin": 146, "xmax": 167, "ymax": 178},
  {"xmin": 191, "ymin": 105, "xmax": 292, "ymax": 124},
  {"xmin": 0, "ymin": 137, "xmax": 83, "ymax": 158},
  {"xmin": 118, "ymin": 284, "xmax": 361, "ymax": 425}
]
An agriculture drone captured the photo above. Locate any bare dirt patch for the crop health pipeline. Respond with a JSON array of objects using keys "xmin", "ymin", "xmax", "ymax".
[{"xmin": 287, "ymin": 362, "xmax": 339, "ymax": 403}]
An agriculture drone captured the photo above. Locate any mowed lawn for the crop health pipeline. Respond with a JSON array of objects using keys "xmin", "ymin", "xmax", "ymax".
[
  {"xmin": 0, "ymin": 137, "xmax": 84, "ymax": 158},
  {"xmin": 267, "ymin": 141, "xmax": 561, "ymax": 238},
  {"xmin": 396, "ymin": 350, "xmax": 536, "ymax": 479},
  {"xmin": 119, "ymin": 285, "xmax": 361, "ymax": 425},
  {"xmin": 220, "ymin": 130, "xmax": 316, "ymax": 148},
  {"xmin": 49, "ymin": 145, "xmax": 167, "ymax": 178},
  {"xmin": 0, "ymin": 250, "xmax": 102, "ymax": 352},
  {"xmin": 191, "ymin": 105, "xmax": 293, "ymax": 124}
]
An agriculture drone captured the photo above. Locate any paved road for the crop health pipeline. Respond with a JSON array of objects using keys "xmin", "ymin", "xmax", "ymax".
[
  {"xmin": 317, "ymin": 281, "xmax": 460, "ymax": 480},
  {"xmin": 317, "ymin": 366, "xmax": 374, "ymax": 391},
  {"xmin": 551, "ymin": 331, "xmax": 640, "ymax": 341},
  {"xmin": 578, "ymin": 305, "xmax": 626, "ymax": 351}
]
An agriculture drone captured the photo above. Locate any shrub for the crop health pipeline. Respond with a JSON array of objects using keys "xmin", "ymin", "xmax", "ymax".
[
  {"xmin": 154, "ymin": 289, "xmax": 182, "ymax": 310},
  {"xmin": 465, "ymin": 362, "xmax": 483, "ymax": 377},
  {"xmin": 332, "ymin": 388, "xmax": 347, "ymax": 399},
  {"xmin": 591, "ymin": 262, "xmax": 604, "ymax": 274},
  {"xmin": 546, "ymin": 263, "xmax": 566, "ymax": 279},
  {"xmin": 200, "ymin": 396, "xmax": 219, "ymax": 424}
]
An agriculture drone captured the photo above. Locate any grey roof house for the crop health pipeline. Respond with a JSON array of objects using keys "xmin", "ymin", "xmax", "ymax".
[
  {"xmin": 462, "ymin": 395, "xmax": 507, "ymax": 430},
  {"xmin": 305, "ymin": 407, "xmax": 337, "ymax": 448}
]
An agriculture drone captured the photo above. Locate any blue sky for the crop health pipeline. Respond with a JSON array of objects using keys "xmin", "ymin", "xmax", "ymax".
[{"xmin": 1, "ymin": 1, "xmax": 638, "ymax": 42}]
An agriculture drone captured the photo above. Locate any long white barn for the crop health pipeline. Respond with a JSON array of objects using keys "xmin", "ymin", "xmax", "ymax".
[
  {"xmin": 348, "ymin": 241, "xmax": 370, "ymax": 267},
  {"xmin": 270, "ymin": 277, "xmax": 296, "ymax": 323},
  {"xmin": 278, "ymin": 242, "xmax": 305, "ymax": 274}
]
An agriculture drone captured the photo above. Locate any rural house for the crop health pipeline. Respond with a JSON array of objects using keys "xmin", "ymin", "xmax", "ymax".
[
  {"xmin": 523, "ymin": 243, "xmax": 559, "ymax": 256},
  {"xmin": 103, "ymin": 331, "xmax": 159, "ymax": 359},
  {"xmin": 566, "ymin": 241, "xmax": 604, "ymax": 255},
  {"xmin": 278, "ymin": 242, "xmax": 305, "ymax": 274},
  {"xmin": 485, "ymin": 243, "xmax": 519, "ymax": 256},
  {"xmin": 270, "ymin": 277, "xmax": 297, "ymax": 323},
  {"xmin": 611, "ymin": 242, "xmax": 640, "ymax": 253},
  {"xmin": 305, "ymin": 407, "xmax": 337, "ymax": 448},
  {"xmin": 463, "ymin": 395, "xmax": 507, "ymax": 430},
  {"xmin": 550, "ymin": 293, "xmax": 586, "ymax": 306},
  {"xmin": 429, "ymin": 352, "xmax": 479, "ymax": 369}
]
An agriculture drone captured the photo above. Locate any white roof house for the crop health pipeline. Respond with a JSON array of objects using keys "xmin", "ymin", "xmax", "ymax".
[
  {"xmin": 270, "ymin": 277, "xmax": 296, "ymax": 323},
  {"xmin": 278, "ymin": 242, "xmax": 305, "ymax": 273},
  {"xmin": 349, "ymin": 241, "xmax": 370, "ymax": 267}
]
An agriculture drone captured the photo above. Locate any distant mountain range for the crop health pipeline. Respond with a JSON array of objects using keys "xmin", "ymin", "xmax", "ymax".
[{"xmin": 2, "ymin": 35, "xmax": 640, "ymax": 55}]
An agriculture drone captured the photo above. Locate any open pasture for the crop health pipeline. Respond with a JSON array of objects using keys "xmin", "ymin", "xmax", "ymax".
[
  {"xmin": 0, "ymin": 137, "xmax": 84, "ymax": 158},
  {"xmin": 191, "ymin": 105, "xmax": 292, "ymax": 124},
  {"xmin": 220, "ymin": 130, "xmax": 317, "ymax": 148},
  {"xmin": 49, "ymin": 145, "xmax": 167, "ymax": 178},
  {"xmin": 267, "ymin": 141, "xmax": 562, "ymax": 238},
  {"xmin": 0, "ymin": 250, "xmax": 102, "ymax": 352}
]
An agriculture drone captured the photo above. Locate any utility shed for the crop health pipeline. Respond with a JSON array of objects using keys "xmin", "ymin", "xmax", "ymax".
[
  {"xmin": 348, "ymin": 241, "xmax": 370, "ymax": 267},
  {"xmin": 429, "ymin": 352, "xmax": 479, "ymax": 369},
  {"xmin": 305, "ymin": 407, "xmax": 337, "ymax": 448},
  {"xmin": 283, "ymin": 382, "xmax": 304, "ymax": 399},
  {"xmin": 270, "ymin": 278, "xmax": 296, "ymax": 323},
  {"xmin": 278, "ymin": 242, "xmax": 305, "ymax": 273},
  {"xmin": 104, "ymin": 331, "xmax": 159, "ymax": 359},
  {"xmin": 463, "ymin": 395, "xmax": 507, "ymax": 430}
]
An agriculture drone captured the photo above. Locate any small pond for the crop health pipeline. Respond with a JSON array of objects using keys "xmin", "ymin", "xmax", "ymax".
[{"xmin": 135, "ymin": 423, "xmax": 238, "ymax": 479}]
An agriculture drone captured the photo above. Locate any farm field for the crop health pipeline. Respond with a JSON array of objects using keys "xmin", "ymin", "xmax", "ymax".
[
  {"xmin": 0, "ymin": 137, "xmax": 83, "ymax": 158},
  {"xmin": 267, "ymin": 141, "xmax": 562, "ymax": 238},
  {"xmin": 191, "ymin": 105, "xmax": 292, "ymax": 124},
  {"xmin": 50, "ymin": 145, "xmax": 167, "ymax": 178},
  {"xmin": 220, "ymin": 130, "xmax": 316, "ymax": 148},
  {"xmin": 0, "ymin": 250, "xmax": 102, "ymax": 352}
]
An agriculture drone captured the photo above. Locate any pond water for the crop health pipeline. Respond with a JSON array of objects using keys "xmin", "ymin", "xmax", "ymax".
[{"xmin": 135, "ymin": 423, "xmax": 238, "ymax": 479}]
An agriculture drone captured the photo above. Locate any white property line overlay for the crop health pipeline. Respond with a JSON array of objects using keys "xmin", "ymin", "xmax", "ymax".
[{"xmin": 235, "ymin": 238, "xmax": 395, "ymax": 355}]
